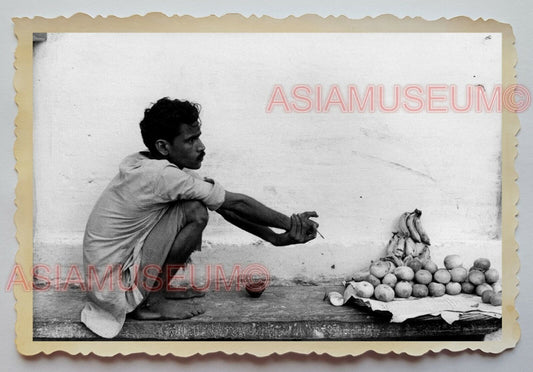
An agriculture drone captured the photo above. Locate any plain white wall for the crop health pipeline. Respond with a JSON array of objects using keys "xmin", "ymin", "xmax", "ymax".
[{"xmin": 33, "ymin": 32, "xmax": 502, "ymax": 282}]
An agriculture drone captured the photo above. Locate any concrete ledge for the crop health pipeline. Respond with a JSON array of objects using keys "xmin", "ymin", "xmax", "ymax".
[
  {"xmin": 33, "ymin": 286, "xmax": 501, "ymax": 341},
  {"xmin": 33, "ymin": 240, "xmax": 503, "ymax": 287}
]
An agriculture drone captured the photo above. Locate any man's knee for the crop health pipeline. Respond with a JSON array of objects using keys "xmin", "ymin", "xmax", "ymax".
[{"xmin": 182, "ymin": 201, "xmax": 209, "ymax": 227}]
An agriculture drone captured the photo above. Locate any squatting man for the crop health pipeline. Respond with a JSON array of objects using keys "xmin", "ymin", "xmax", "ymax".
[{"xmin": 81, "ymin": 98, "xmax": 319, "ymax": 338}]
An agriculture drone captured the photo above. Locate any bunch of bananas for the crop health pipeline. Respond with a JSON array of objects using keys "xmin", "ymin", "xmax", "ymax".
[
  {"xmin": 346, "ymin": 209, "xmax": 433, "ymax": 284},
  {"xmin": 385, "ymin": 209, "xmax": 431, "ymax": 265}
]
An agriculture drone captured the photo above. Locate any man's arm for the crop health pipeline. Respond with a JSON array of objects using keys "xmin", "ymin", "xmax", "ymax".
[
  {"xmin": 217, "ymin": 209, "xmax": 285, "ymax": 246},
  {"xmin": 216, "ymin": 191, "xmax": 319, "ymax": 245},
  {"xmin": 218, "ymin": 191, "xmax": 292, "ymax": 230}
]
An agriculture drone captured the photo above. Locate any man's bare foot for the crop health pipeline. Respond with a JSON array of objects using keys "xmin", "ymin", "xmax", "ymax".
[
  {"xmin": 151, "ymin": 298, "xmax": 206, "ymax": 319},
  {"xmin": 164, "ymin": 287, "xmax": 206, "ymax": 299},
  {"xmin": 129, "ymin": 305, "xmax": 162, "ymax": 320}
]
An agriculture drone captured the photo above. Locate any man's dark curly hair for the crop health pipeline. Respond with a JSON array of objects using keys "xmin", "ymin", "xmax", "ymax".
[{"xmin": 140, "ymin": 97, "xmax": 201, "ymax": 158}]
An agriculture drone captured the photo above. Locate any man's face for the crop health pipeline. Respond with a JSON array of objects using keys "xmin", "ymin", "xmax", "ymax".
[{"xmin": 164, "ymin": 123, "xmax": 205, "ymax": 169}]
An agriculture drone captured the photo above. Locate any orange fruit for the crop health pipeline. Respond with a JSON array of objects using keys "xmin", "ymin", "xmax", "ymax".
[
  {"xmin": 445, "ymin": 282, "xmax": 462, "ymax": 295},
  {"xmin": 414, "ymin": 269, "xmax": 432, "ymax": 285},
  {"xmin": 481, "ymin": 290, "xmax": 494, "ymax": 303},
  {"xmin": 485, "ymin": 268, "xmax": 499, "ymax": 284},
  {"xmin": 473, "ymin": 258, "xmax": 491, "ymax": 272},
  {"xmin": 444, "ymin": 254, "xmax": 463, "ymax": 270},
  {"xmin": 412, "ymin": 284, "xmax": 429, "ymax": 298},
  {"xmin": 422, "ymin": 260, "xmax": 438, "ymax": 274},
  {"xmin": 461, "ymin": 282, "xmax": 475, "ymax": 294},
  {"xmin": 353, "ymin": 281, "xmax": 374, "ymax": 298},
  {"xmin": 374, "ymin": 284, "xmax": 395, "ymax": 302},
  {"xmin": 407, "ymin": 259, "xmax": 423, "ymax": 273},
  {"xmin": 450, "ymin": 267, "xmax": 468, "ymax": 283},
  {"xmin": 394, "ymin": 266, "xmax": 415, "ymax": 281},
  {"xmin": 382, "ymin": 273, "xmax": 397, "ymax": 288},
  {"xmin": 468, "ymin": 270, "xmax": 486, "ymax": 286},
  {"xmin": 369, "ymin": 260, "xmax": 393, "ymax": 279},
  {"xmin": 428, "ymin": 282, "xmax": 446, "ymax": 297},
  {"xmin": 475, "ymin": 283, "xmax": 493, "ymax": 296},
  {"xmin": 490, "ymin": 292, "xmax": 502, "ymax": 306},
  {"xmin": 365, "ymin": 274, "xmax": 381, "ymax": 288},
  {"xmin": 394, "ymin": 281, "xmax": 413, "ymax": 298},
  {"xmin": 434, "ymin": 269, "xmax": 451, "ymax": 284}
]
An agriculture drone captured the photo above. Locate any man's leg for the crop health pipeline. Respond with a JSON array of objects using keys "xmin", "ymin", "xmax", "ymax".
[
  {"xmin": 163, "ymin": 200, "xmax": 209, "ymax": 299},
  {"xmin": 130, "ymin": 201, "xmax": 208, "ymax": 320}
]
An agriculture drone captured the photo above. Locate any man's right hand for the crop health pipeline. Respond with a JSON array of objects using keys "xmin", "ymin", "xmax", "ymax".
[{"xmin": 275, "ymin": 212, "xmax": 319, "ymax": 246}]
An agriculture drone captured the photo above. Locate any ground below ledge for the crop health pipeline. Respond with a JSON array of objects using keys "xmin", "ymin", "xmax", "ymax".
[{"xmin": 33, "ymin": 285, "xmax": 501, "ymax": 341}]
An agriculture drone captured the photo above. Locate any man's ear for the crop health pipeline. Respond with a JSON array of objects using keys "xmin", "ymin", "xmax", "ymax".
[{"xmin": 154, "ymin": 139, "xmax": 170, "ymax": 157}]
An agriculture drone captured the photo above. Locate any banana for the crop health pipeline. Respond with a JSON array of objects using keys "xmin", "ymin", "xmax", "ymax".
[
  {"xmin": 413, "ymin": 241, "xmax": 426, "ymax": 257},
  {"xmin": 386, "ymin": 233, "xmax": 400, "ymax": 256},
  {"xmin": 390, "ymin": 255, "xmax": 404, "ymax": 267},
  {"xmin": 381, "ymin": 259, "xmax": 396, "ymax": 273},
  {"xmin": 404, "ymin": 237, "xmax": 416, "ymax": 256},
  {"xmin": 397, "ymin": 212, "xmax": 411, "ymax": 236},
  {"xmin": 403, "ymin": 254, "xmax": 414, "ymax": 265},
  {"xmin": 406, "ymin": 212, "xmax": 422, "ymax": 242},
  {"xmin": 418, "ymin": 245, "xmax": 431, "ymax": 261},
  {"xmin": 381, "ymin": 255, "xmax": 402, "ymax": 268},
  {"xmin": 413, "ymin": 209, "xmax": 431, "ymax": 245},
  {"xmin": 395, "ymin": 235, "xmax": 406, "ymax": 258}
]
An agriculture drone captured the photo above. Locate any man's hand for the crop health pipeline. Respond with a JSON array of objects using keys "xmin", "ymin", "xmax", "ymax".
[
  {"xmin": 275, "ymin": 211, "xmax": 319, "ymax": 246},
  {"xmin": 298, "ymin": 211, "xmax": 319, "ymax": 237}
]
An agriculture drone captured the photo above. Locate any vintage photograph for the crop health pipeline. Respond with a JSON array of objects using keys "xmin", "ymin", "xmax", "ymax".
[{"xmin": 13, "ymin": 14, "xmax": 518, "ymax": 356}]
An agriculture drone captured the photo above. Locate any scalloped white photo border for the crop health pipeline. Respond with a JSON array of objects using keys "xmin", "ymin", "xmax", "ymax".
[{"xmin": 12, "ymin": 13, "xmax": 520, "ymax": 357}]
